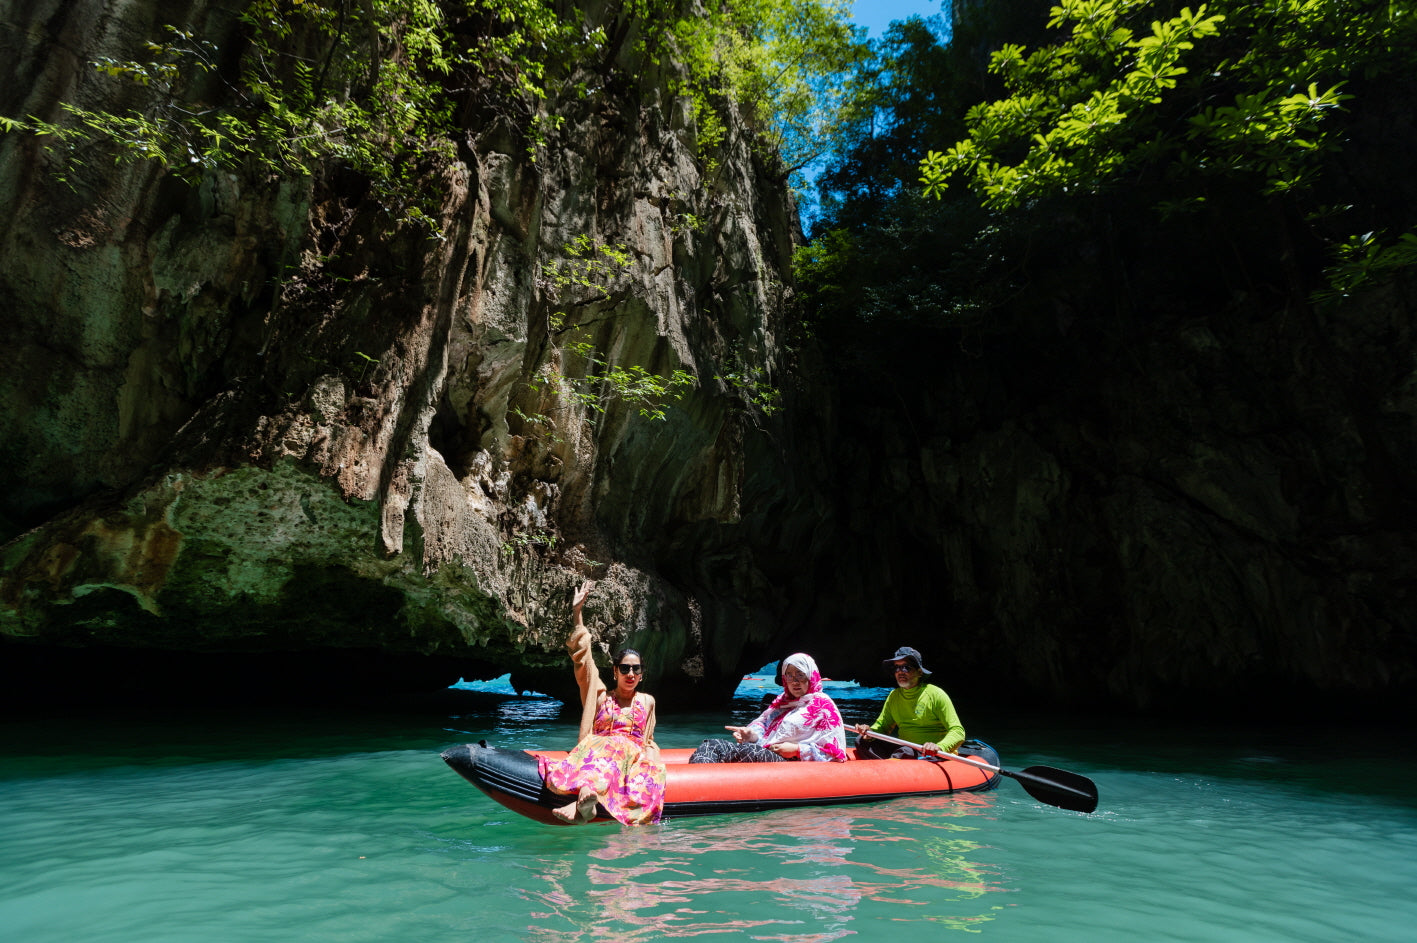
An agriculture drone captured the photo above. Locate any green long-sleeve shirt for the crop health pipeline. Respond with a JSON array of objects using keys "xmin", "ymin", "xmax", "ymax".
[{"xmin": 868, "ymin": 683, "xmax": 966, "ymax": 753}]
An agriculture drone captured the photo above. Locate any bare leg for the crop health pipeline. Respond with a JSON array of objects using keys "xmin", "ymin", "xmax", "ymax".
[
  {"xmin": 575, "ymin": 787, "xmax": 598, "ymax": 823},
  {"xmin": 548, "ymin": 784, "xmax": 580, "ymax": 824},
  {"xmin": 552, "ymin": 786, "xmax": 599, "ymax": 824}
]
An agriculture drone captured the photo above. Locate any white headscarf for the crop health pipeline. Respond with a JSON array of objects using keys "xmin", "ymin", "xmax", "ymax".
[
  {"xmin": 768, "ymin": 652, "xmax": 824, "ymax": 710},
  {"xmin": 751, "ymin": 653, "xmax": 848, "ymax": 762}
]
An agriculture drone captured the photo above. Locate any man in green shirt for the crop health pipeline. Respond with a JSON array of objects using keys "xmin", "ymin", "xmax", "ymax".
[{"xmin": 853, "ymin": 646, "xmax": 966, "ymax": 759}]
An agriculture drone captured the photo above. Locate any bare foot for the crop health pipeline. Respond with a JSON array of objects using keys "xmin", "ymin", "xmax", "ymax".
[
  {"xmin": 552, "ymin": 800, "xmax": 581, "ymax": 823},
  {"xmin": 576, "ymin": 790, "xmax": 598, "ymax": 823}
]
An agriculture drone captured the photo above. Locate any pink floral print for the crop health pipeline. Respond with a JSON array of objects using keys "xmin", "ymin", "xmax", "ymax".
[
  {"xmin": 539, "ymin": 692, "xmax": 666, "ymax": 825},
  {"xmin": 749, "ymin": 653, "xmax": 848, "ymax": 762}
]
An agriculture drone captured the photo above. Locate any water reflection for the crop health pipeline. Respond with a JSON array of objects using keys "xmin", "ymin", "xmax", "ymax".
[
  {"xmin": 519, "ymin": 796, "xmax": 1007, "ymax": 940},
  {"xmin": 443, "ymin": 696, "xmax": 568, "ymax": 744}
]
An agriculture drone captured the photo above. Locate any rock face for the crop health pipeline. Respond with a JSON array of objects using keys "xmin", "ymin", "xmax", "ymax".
[
  {"xmin": 0, "ymin": 0, "xmax": 802, "ymax": 707},
  {"xmin": 783, "ymin": 212, "xmax": 1417, "ymax": 714},
  {"xmin": 780, "ymin": 293, "xmax": 1417, "ymax": 716},
  {"xmin": 3, "ymin": 1, "xmax": 1414, "ymax": 718}
]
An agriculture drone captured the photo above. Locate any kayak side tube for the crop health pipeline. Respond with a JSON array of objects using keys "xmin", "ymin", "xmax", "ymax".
[{"xmin": 442, "ymin": 740, "xmax": 1002, "ymax": 822}]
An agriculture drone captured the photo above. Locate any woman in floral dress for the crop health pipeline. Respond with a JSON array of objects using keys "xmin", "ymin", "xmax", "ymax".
[{"xmin": 539, "ymin": 582, "xmax": 666, "ymax": 825}]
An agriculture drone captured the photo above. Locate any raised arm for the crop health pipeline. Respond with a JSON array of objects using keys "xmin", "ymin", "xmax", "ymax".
[
  {"xmin": 567, "ymin": 582, "xmax": 600, "ymax": 700},
  {"xmin": 568, "ymin": 581, "xmax": 606, "ymax": 741}
]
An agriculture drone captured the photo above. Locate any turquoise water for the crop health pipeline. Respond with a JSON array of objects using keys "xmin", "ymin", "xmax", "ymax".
[{"xmin": 2, "ymin": 680, "xmax": 1414, "ymax": 943}]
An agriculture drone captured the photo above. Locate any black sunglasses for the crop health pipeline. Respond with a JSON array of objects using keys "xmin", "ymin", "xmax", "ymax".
[{"xmin": 615, "ymin": 663, "xmax": 644, "ymax": 675}]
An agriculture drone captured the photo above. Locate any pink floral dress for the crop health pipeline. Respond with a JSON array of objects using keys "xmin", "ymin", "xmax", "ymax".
[{"xmin": 538, "ymin": 692, "xmax": 666, "ymax": 825}]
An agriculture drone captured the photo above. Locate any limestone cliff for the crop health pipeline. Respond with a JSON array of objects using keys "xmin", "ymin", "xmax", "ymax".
[
  {"xmin": 4, "ymin": 1, "xmax": 1413, "ymax": 719},
  {"xmin": 0, "ymin": 0, "xmax": 802, "ymax": 706}
]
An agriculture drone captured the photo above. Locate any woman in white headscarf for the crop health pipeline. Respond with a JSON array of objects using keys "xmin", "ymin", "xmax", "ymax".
[{"xmin": 688, "ymin": 653, "xmax": 848, "ymax": 763}]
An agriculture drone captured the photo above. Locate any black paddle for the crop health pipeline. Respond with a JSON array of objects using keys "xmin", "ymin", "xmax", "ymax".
[{"xmin": 860, "ymin": 730, "xmax": 1099, "ymax": 814}]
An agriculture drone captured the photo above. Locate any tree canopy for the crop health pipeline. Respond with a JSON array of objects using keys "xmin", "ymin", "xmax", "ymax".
[
  {"xmin": 799, "ymin": 0, "xmax": 1417, "ymax": 332},
  {"xmin": 919, "ymin": 0, "xmax": 1412, "ymax": 212},
  {"xmin": 7, "ymin": 0, "xmax": 868, "ymax": 229}
]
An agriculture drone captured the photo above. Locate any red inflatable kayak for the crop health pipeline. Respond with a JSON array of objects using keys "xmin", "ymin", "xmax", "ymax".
[{"xmin": 441, "ymin": 740, "xmax": 1002, "ymax": 824}]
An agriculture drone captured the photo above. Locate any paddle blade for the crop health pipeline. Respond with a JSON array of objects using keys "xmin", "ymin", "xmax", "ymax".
[{"xmin": 1008, "ymin": 765, "xmax": 1099, "ymax": 814}]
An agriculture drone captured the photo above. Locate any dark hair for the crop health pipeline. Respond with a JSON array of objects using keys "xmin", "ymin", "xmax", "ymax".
[
  {"xmin": 608, "ymin": 648, "xmax": 645, "ymax": 683},
  {"xmin": 609, "ymin": 646, "xmax": 648, "ymax": 683}
]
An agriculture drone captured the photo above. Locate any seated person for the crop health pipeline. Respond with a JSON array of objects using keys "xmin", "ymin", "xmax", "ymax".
[
  {"xmin": 538, "ymin": 582, "xmax": 665, "ymax": 824},
  {"xmin": 690, "ymin": 653, "xmax": 848, "ymax": 763},
  {"xmin": 853, "ymin": 646, "xmax": 965, "ymax": 759}
]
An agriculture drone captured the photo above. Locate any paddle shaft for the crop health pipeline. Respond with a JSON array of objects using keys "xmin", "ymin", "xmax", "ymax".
[
  {"xmin": 858, "ymin": 729, "xmax": 1099, "ymax": 813},
  {"xmin": 859, "ymin": 729, "xmax": 1002, "ymax": 772}
]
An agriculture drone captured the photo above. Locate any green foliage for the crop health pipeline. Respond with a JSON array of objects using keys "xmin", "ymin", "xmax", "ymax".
[
  {"xmin": 601, "ymin": 363, "xmax": 698, "ymax": 422},
  {"xmin": 800, "ymin": 4, "xmax": 1054, "ymax": 329},
  {"xmin": 796, "ymin": 193, "xmax": 1019, "ymax": 329},
  {"xmin": 500, "ymin": 529, "xmax": 559, "ymax": 559},
  {"xmin": 509, "ymin": 404, "xmax": 561, "ymax": 443},
  {"xmin": 662, "ymin": 190, "xmax": 707, "ymax": 237},
  {"xmin": 4, "ymin": 0, "xmax": 871, "ymax": 234},
  {"xmin": 541, "ymin": 235, "xmax": 633, "ymax": 302},
  {"xmin": 810, "ymin": 2, "xmax": 1057, "ymax": 234},
  {"xmin": 534, "ymin": 236, "xmax": 697, "ymax": 423},
  {"xmin": 707, "ymin": 0, "xmax": 870, "ymax": 174},
  {"xmin": 621, "ymin": 0, "xmax": 867, "ymax": 175},
  {"xmin": 1314, "ymin": 231, "xmax": 1417, "ymax": 303},
  {"xmin": 919, "ymin": 0, "xmax": 1408, "ymax": 209},
  {"xmin": 352, "ymin": 350, "xmax": 379, "ymax": 382},
  {"xmin": 912, "ymin": 0, "xmax": 1417, "ymax": 303},
  {"xmin": 537, "ymin": 344, "xmax": 698, "ymax": 423},
  {"xmin": 715, "ymin": 363, "xmax": 782, "ymax": 416},
  {"xmin": 11, "ymin": 2, "xmax": 596, "ymax": 230},
  {"xmin": 2, "ymin": 0, "xmax": 873, "ymax": 229}
]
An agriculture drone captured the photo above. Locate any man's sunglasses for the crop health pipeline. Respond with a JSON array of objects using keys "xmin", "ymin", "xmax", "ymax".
[{"xmin": 615, "ymin": 663, "xmax": 644, "ymax": 675}]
